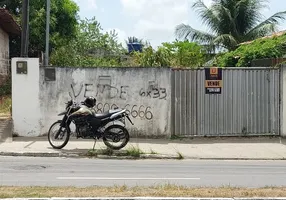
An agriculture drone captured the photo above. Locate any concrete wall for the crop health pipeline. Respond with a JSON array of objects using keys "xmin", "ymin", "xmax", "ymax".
[
  {"xmin": 11, "ymin": 58, "xmax": 172, "ymax": 137},
  {"xmin": 12, "ymin": 58, "xmax": 42, "ymax": 136},
  {"xmin": 40, "ymin": 67, "xmax": 171, "ymax": 138},
  {"xmin": 0, "ymin": 28, "xmax": 9, "ymax": 75}
]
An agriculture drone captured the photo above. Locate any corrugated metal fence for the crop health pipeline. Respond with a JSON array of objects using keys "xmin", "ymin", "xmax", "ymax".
[{"xmin": 171, "ymin": 67, "xmax": 280, "ymax": 136}]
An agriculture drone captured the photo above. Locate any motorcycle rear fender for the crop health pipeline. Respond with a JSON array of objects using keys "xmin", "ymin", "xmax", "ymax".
[{"xmin": 110, "ymin": 109, "xmax": 126, "ymax": 119}]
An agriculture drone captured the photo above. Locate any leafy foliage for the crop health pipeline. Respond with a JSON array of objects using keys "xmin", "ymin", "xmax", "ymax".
[
  {"xmin": 131, "ymin": 41, "xmax": 206, "ymax": 67},
  {"xmin": 216, "ymin": 33, "xmax": 286, "ymax": 67},
  {"xmin": 175, "ymin": 0, "xmax": 286, "ymax": 51},
  {"xmin": 131, "ymin": 46, "xmax": 171, "ymax": 67},
  {"xmin": 50, "ymin": 18, "xmax": 126, "ymax": 67},
  {"xmin": 0, "ymin": 0, "xmax": 79, "ymax": 57},
  {"xmin": 0, "ymin": 77, "xmax": 11, "ymax": 96},
  {"xmin": 162, "ymin": 41, "xmax": 207, "ymax": 67}
]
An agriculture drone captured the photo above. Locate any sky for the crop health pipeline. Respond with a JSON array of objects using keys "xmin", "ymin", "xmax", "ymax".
[{"xmin": 74, "ymin": 0, "xmax": 286, "ymax": 48}]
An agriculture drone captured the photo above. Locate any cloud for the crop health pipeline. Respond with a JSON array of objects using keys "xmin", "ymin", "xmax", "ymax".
[
  {"xmin": 120, "ymin": 0, "xmax": 190, "ymax": 47},
  {"xmin": 74, "ymin": 0, "xmax": 97, "ymax": 12},
  {"xmin": 203, "ymin": 0, "xmax": 212, "ymax": 7}
]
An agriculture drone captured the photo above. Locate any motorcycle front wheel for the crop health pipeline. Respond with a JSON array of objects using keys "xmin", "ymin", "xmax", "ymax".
[
  {"xmin": 103, "ymin": 124, "xmax": 130, "ymax": 150},
  {"xmin": 48, "ymin": 121, "xmax": 70, "ymax": 149}
]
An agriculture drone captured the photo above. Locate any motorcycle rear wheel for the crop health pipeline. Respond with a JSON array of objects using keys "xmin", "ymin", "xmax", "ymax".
[
  {"xmin": 48, "ymin": 121, "xmax": 70, "ymax": 149},
  {"xmin": 103, "ymin": 124, "xmax": 130, "ymax": 150}
]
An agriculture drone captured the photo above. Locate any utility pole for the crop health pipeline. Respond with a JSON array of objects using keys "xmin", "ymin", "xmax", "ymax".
[
  {"xmin": 44, "ymin": 0, "xmax": 51, "ymax": 66},
  {"xmin": 20, "ymin": 0, "xmax": 29, "ymax": 57}
]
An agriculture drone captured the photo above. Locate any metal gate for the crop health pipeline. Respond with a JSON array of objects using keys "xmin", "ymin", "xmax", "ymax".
[{"xmin": 171, "ymin": 67, "xmax": 280, "ymax": 136}]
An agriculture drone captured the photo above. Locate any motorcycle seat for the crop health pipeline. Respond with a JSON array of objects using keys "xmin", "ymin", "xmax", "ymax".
[{"xmin": 95, "ymin": 109, "xmax": 122, "ymax": 119}]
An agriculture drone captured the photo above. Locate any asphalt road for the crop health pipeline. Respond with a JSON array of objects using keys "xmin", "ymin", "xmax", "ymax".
[{"xmin": 0, "ymin": 156, "xmax": 286, "ymax": 187}]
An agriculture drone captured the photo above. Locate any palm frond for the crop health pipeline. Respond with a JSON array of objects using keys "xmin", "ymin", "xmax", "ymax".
[
  {"xmin": 246, "ymin": 11, "xmax": 286, "ymax": 40},
  {"xmin": 175, "ymin": 23, "xmax": 216, "ymax": 44},
  {"xmin": 235, "ymin": 0, "xmax": 268, "ymax": 34},
  {"xmin": 192, "ymin": 0, "xmax": 220, "ymax": 33},
  {"xmin": 212, "ymin": 2, "xmax": 238, "ymax": 36},
  {"xmin": 212, "ymin": 34, "xmax": 238, "ymax": 50},
  {"xmin": 245, "ymin": 23, "xmax": 276, "ymax": 41}
]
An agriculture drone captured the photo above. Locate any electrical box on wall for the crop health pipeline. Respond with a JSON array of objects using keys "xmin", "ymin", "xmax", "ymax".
[
  {"xmin": 45, "ymin": 68, "xmax": 56, "ymax": 81},
  {"xmin": 16, "ymin": 61, "xmax": 28, "ymax": 74}
]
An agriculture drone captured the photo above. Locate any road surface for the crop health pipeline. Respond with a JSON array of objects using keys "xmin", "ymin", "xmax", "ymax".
[{"xmin": 0, "ymin": 156, "xmax": 286, "ymax": 187}]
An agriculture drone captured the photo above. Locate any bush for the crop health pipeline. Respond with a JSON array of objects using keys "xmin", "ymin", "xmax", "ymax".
[
  {"xmin": 132, "ymin": 41, "xmax": 207, "ymax": 67},
  {"xmin": 0, "ymin": 77, "xmax": 11, "ymax": 96},
  {"xmin": 216, "ymin": 33, "xmax": 286, "ymax": 67},
  {"xmin": 50, "ymin": 18, "xmax": 126, "ymax": 67}
]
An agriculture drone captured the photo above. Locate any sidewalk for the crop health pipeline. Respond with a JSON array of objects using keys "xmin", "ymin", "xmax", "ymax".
[{"xmin": 0, "ymin": 136, "xmax": 286, "ymax": 160}]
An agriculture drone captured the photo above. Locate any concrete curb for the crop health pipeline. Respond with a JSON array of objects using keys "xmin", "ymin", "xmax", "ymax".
[
  {"xmin": 0, "ymin": 151, "xmax": 179, "ymax": 160},
  {"xmin": 0, "ymin": 151, "xmax": 285, "ymax": 160},
  {"xmin": 2, "ymin": 198, "xmax": 286, "ymax": 200},
  {"xmin": 189, "ymin": 157, "xmax": 286, "ymax": 161}
]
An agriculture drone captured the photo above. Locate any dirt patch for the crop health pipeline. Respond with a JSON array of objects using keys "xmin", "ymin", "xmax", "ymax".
[
  {"xmin": 1, "ymin": 185, "xmax": 286, "ymax": 198},
  {"xmin": 0, "ymin": 95, "xmax": 11, "ymax": 115}
]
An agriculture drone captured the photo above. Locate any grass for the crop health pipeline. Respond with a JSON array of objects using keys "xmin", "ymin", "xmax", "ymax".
[
  {"xmin": 86, "ymin": 145, "xmax": 146, "ymax": 158},
  {"xmin": 87, "ymin": 147, "xmax": 114, "ymax": 157},
  {"xmin": 125, "ymin": 145, "xmax": 145, "ymax": 158},
  {"xmin": 86, "ymin": 146, "xmax": 182, "ymax": 159},
  {"xmin": 0, "ymin": 95, "xmax": 11, "ymax": 115},
  {"xmin": 1, "ymin": 185, "xmax": 286, "ymax": 198}
]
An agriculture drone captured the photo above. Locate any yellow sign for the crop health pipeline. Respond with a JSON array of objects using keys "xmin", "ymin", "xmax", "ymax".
[{"xmin": 205, "ymin": 80, "xmax": 223, "ymax": 88}]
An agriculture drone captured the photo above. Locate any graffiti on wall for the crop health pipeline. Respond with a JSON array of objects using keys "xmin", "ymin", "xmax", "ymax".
[
  {"xmin": 86, "ymin": 83, "xmax": 129, "ymax": 100},
  {"xmin": 68, "ymin": 77, "xmax": 167, "ymax": 121},
  {"xmin": 68, "ymin": 83, "xmax": 129, "ymax": 100},
  {"xmin": 69, "ymin": 80, "xmax": 167, "ymax": 101},
  {"xmin": 69, "ymin": 75, "xmax": 130, "ymax": 100},
  {"xmin": 95, "ymin": 103, "xmax": 153, "ymax": 120},
  {"xmin": 139, "ymin": 81, "xmax": 167, "ymax": 100}
]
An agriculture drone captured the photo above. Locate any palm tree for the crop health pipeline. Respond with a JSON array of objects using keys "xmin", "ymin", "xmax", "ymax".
[{"xmin": 175, "ymin": 0, "xmax": 286, "ymax": 51}]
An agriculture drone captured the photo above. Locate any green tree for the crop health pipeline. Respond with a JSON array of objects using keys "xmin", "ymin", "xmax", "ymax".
[
  {"xmin": 175, "ymin": 0, "xmax": 286, "ymax": 51},
  {"xmin": 0, "ymin": 0, "xmax": 20, "ymax": 14},
  {"xmin": 162, "ymin": 41, "xmax": 206, "ymax": 67},
  {"xmin": 216, "ymin": 33, "xmax": 286, "ymax": 67},
  {"xmin": 50, "ymin": 17, "xmax": 126, "ymax": 67},
  {"xmin": 132, "ymin": 46, "xmax": 172, "ymax": 67},
  {"xmin": 0, "ymin": 0, "xmax": 79, "ymax": 57},
  {"xmin": 131, "ymin": 41, "xmax": 206, "ymax": 67}
]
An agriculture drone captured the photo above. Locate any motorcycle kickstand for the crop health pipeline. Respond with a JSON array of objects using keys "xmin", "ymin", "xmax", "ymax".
[{"xmin": 92, "ymin": 139, "xmax": 96, "ymax": 151}]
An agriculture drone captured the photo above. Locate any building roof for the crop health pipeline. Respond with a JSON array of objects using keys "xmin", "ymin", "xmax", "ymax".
[
  {"xmin": 0, "ymin": 8, "xmax": 21, "ymax": 35},
  {"xmin": 239, "ymin": 30, "xmax": 286, "ymax": 45}
]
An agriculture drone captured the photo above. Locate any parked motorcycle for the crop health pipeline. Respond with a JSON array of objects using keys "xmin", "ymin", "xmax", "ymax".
[{"xmin": 47, "ymin": 97, "xmax": 133, "ymax": 150}]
